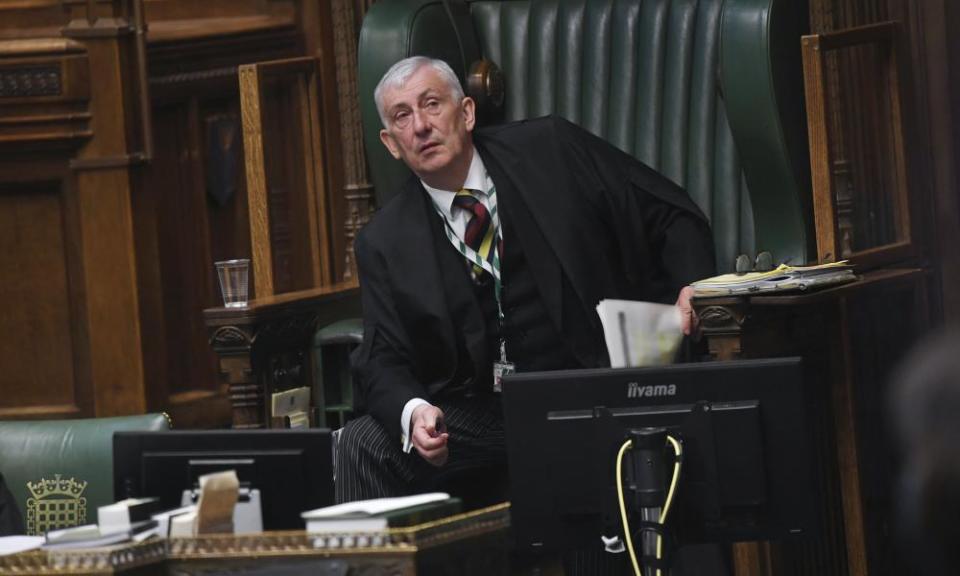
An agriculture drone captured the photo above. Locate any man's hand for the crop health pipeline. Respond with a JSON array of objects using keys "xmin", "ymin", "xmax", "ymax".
[
  {"xmin": 675, "ymin": 285, "xmax": 698, "ymax": 336},
  {"xmin": 410, "ymin": 404, "xmax": 449, "ymax": 467}
]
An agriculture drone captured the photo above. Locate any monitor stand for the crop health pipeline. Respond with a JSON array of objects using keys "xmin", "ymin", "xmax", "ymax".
[{"xmin": 625, "ymin": 427, "xmax": 672, "ymax": 576}]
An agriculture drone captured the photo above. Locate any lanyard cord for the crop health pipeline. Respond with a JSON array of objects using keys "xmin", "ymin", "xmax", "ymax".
[{"xmin": 432, "ymin": 186, "xmax": 505, "ymax": 326}]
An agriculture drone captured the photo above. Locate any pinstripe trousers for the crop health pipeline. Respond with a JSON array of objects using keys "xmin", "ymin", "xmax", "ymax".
[{"xmin": 334, "ymin": 396, "xmax": 507, "ymax": 504}]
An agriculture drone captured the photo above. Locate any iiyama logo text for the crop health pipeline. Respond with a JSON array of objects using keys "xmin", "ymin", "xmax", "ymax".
[{"xmin": 627, "ymin": 382, "xmax": 677, "ymax": 398}]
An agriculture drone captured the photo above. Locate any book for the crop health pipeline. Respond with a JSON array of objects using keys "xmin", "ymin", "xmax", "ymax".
[
  {"xmin": 151, "ymin": 505, "xmax": 197, "ymax": 538},
  {"xmin": 97, "ymin": 497, "xmax": 161, "ymax": 534},
  {"xmin": 691, "ymin": 260, "xmax": 856, "ymax": 297},
  {"xmin": 302, "ymin": 493, "xmax": 461, "ymax": 533},
  {"xmin": 168, "ymin": 510, "xmax": 199, "ymax": 538},
  {"xmin": 43, "ymin": 524, "xmax": 100, "ymax": 546},
  {"xmin": 43, "ymin": 520, "xmax": 159, "ymax": 549}
]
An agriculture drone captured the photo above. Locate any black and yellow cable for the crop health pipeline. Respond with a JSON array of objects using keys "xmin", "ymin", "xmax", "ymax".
[{"xmin": 615, "ymin": 435, "xmax": 683, "ymax": 576}]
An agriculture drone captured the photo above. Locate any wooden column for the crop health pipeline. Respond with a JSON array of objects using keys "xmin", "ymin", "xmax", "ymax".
[
  {"xmin": 329, "ymin": 0, "xmax": 375, "ymax": 281},
  {"xmin": 61, "ymin": 4, "xmax": 149, "ymax": 416},
  {"xmin": 301, "ymin": 0, "xmax": 375, "ymax": 283}
]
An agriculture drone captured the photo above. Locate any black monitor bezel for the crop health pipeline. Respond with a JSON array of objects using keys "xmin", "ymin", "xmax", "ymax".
[
  {"xmin": 501, "ymin": 357, "xmax": 814, "ymax": 552},
  {"xmin": 112, "ymin": 429, "xmax": 333, "ymax": 531}
]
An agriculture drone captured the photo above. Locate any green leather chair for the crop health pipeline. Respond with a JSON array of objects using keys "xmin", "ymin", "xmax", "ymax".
[
  {"xmin": 358, "ymin": 0, "xmax": 815, "ymax": 272},
  {"xmin": 0, "ymin": 413, "xmax": 170, "ymax": 535},
  {"xmin": 311, "ymin": 318, "xmax": 364, "ymax": 428}
]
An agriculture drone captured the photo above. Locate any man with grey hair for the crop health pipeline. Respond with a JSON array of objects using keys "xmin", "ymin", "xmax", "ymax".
[{"xmin": 337, "ymin": 56, "xmax": 715, "ymax": 512}]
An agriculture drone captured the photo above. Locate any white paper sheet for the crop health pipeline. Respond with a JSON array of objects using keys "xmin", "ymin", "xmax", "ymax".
[
  {"xmin": 596, "ymin": 299, "xmax": 682, "ymax": 368},
  {"xmin": 0, "ymin": 535, "xmax": 43, "ymax": 556}
]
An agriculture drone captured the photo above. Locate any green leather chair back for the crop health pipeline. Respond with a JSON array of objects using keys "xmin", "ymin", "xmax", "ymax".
[
  {"xmin": 312, "ymin": 318, "xmax": 364, "ymax": 428},
  {"xmin": 0, "ymin": 413, "xmax": 170, "ymax": 535},
  {"xmin": 358, "ymin": 0, "xmax": 814, "ymax": 271}
]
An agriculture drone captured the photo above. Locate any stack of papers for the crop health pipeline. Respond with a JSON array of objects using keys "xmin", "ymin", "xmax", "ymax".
[
  {"xmin": 42, "ymin": 521, "xmax": 158, "ymax": 549},
  {"xmin": 301, "ymin": 492, "xmax": 455, "ymax": 533},
  {"xmin": 98, "ymin": 497, "xmax": 160, "ymax": 534},
  {"xmin": 691, "ymin": 261, "xmax": 856, "ymax": 297}
]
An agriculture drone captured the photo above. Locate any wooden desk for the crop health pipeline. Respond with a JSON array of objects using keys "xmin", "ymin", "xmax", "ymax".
[
  {"xmin": 693, "ymin": 268, "xmax": 931, "ymax": 576},
  {"xmin": 0, "ymin": 504, "xmax": 510, "ymax": 575},
  {"xmin": 203, "ymin": 281, "xmax": 361, "ymax": 429}
]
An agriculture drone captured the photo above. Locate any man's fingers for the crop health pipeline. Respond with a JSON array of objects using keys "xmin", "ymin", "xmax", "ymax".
[
  {"xmin": 410, "ymin": 405, "xmax": 449, "ymax": 466},
  {"xmin": 424, "ymin": 412, "xmax": 446, "ymax": 437},
  {"xmin": 415, "ymin": 443, "xmax": 449, "ymax": 467},
  {"xmin": 413, "ymin": 405, "xmax": 446, "ymax": 437},
  {"xmin": 413, "ymin": 429, "xmax": 448, "ymax": 450},
  {"xmin": 675, "ymin": 286, "xmax": 696, "ymax": 336}
]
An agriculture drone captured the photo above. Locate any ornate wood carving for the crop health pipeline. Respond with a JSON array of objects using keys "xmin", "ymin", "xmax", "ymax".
[
  {"xmin": 0, "ymin": 66, "xmax": 61, "ymax": 98},
  {"xmin": 209, "ymin": 323, "xmax": 260, "ymax": 429},
  {"xmin": 0, "ymin": 44, "xmax": 91, "ymax": 146},
  {"xmin": 697, "ymin": 304, "xmax": 749, "ymax": 332},
  {"xmin": 0, "ymin": 504, "xmax": 509, "ymax": 573},
  {"xmin": 204, "ymin": 282, "xmax": 360, "ymax": 429},
  {"xmin": 331, "ymin": 0, "xmax": 375, "ymax": 281}
]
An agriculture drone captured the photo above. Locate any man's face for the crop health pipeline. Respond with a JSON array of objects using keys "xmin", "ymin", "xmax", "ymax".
[{"xmin": 378, "ymin": 66, "xmax": 476, "ymax": 186}]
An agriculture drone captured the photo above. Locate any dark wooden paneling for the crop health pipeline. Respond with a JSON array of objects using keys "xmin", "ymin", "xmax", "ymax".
[
  {"xmin": 133, "ymin": 96, "xmax": 243, "ymax": 427},
  {"xmin": 202, "ymin": 101, "xmax": 252, "ymax": 270},
  {"xmin": 921, "ymin": 0, "xmax": 960, "ymax": 323},
  {"xmin": 0, "ymin": 0, "xmax": 357, "ymax": 428},
  {"xmin": 0, "ymin": 183, "xmax": 80, "ymax": 414},
  {"xmin": 844, "ymin": 278, "xmax": 930, "ymax": 574}
]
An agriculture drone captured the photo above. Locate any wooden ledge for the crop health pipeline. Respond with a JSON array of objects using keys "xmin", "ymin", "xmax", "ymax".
[
  {"xmin": 203, "ymin": 280, "xmax": 360, "ymax": 325},
  {"xmin": 0, "ymin": 37, "xmax": 84, "ymax": 56},
  {"xmin": 692, "ymin": 267, "xmax": 926, "ymax": 309},
  {"xmin": 148, "ymin": 15, "xmax": 295, "ymax": 44}
]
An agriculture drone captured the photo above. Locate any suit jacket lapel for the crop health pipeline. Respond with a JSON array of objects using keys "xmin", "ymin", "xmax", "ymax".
[
  {"xmin": 393, "ymin": 182, "xmax": 493, "ymax": 384},
  {"xmin": 477, "ymin": 139, "xmax": 607, "ymax": 327},
  {"xmin": 390, "ymin": 181, "xmax": 448, "ymax": 315},
  {"xmin": 418, "ymin": 188, "xmax": 490, "ymax": 373}
]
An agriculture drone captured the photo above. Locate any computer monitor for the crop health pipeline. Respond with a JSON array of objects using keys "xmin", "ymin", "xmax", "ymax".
[
  {"xmin": 113, "ymin": 429, "xmax": 333, "ymax": 530},
  {"xmin": 502, "ymin": 357, "xmax": 814, "ymax": 553}
]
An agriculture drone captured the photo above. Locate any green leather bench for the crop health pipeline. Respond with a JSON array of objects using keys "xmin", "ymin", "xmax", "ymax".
[
  {"xmin": 358, "ymin": 0, "xmax": 815, "ymax": 272},
  {"xmin": 0, "ymin": 413, "xmax": 170, "ymax": 535}
]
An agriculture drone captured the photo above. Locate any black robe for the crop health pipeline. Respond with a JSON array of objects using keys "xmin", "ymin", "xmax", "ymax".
[
  {"xmin": 352, "ymin": 115, "xmax": 716, "ymax": 439},
  {"xmin": 0, "ymin": 471, "xmax": 24, "ymax": 536}
]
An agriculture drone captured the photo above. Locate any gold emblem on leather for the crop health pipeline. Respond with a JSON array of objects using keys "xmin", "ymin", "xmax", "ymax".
[{"xmin": 25, "ymin": 474, "xmax": 88, "ymax": 535}]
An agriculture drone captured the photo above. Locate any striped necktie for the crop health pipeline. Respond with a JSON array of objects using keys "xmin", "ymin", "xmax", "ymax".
[{"xmin": 453, "ymin": 189, "xmax": 496, "ymax": 276}]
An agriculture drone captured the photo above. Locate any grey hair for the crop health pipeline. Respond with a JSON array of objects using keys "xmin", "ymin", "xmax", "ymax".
[{"xmin": 374, "ymin": 56, "xmax": 465, "ymax": 127}]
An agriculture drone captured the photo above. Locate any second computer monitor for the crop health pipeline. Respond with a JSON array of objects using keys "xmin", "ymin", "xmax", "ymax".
[{"xmin": 113, "ymin": 429, "xmax": 333, "ymax": 531}]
